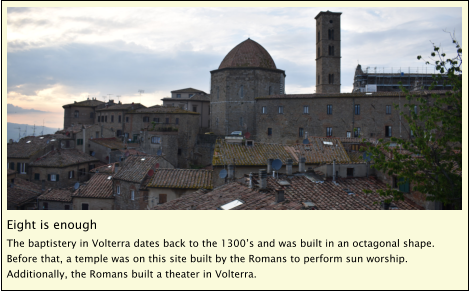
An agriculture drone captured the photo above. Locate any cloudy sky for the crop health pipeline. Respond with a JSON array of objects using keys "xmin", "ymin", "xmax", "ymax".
[{"xmin": 6, "ymin": 6, "xmax": 463, "ymax": 129}]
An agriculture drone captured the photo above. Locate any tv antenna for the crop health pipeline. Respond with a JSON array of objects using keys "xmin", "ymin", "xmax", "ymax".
[
  {"xmin": 32, "ymin": 124, "xmax": 36, "ymax": 136},
  {"xmin": 41, "ymin": 119, "xmax": 44, "ymax": 135},
  {"xmin": 15, "ymin": 126, "xmax": 21, "ymax": 141},
  {"xmin": 116, "ymin": 95, "xmax": 121, "ymax": 102},
  {"xmin": 102, "ymin": 96, "xmax": 106, "ymax": 102},
  {"xmin": 138, "ymin": 90, "xmax": 144, "ymax": 104},
  {"xmin": 107, "ymin": 94, "xmax": 112, "ymax": 101}
]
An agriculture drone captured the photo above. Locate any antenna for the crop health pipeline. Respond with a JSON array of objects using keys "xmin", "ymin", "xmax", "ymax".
[
  {"xmin": 107, "ymin": 94, "xmax": 112, "ymax": 101},
  {"xmin": 41, "ymin": 119, "xmax": 44, "ymax": 135},
  {"xmin": 32, "ymin": 124, "xmax": 36, "ymax": 136},
  {"xmin": 116, "ymin": 95, "xmax": 121, "ymax": 102},
  {"xmin": 15, "ymin": 126, "xmax": 21, "ymax": 141},
  {"xmin": 102, "ymin": 96, "xmax": 106, "ymax": 102},
  {"xmin": 138, "ymin": 90, "xmax": 144, "ymax": 104}
]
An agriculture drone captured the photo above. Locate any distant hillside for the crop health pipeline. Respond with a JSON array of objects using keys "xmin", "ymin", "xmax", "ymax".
[{"xmin": 6, "ymin": 122, "xmax": 59, "ymax": 142}]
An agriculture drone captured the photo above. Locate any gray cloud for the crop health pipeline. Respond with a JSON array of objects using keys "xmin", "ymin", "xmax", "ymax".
[{"xmin": 7, "ymin": 103, "xmax": 51, "ymax": 114}]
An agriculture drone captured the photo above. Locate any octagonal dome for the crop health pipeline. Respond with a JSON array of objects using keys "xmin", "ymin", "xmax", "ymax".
[{"xmin": 218, "ymin": 38, "xmax": 277, "ymax": 70}]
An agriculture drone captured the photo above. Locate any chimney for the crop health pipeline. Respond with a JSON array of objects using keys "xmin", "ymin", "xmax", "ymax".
[
  {"xmin": 299, "ymin": 157, "xmax": 306, "ymax": 172},
  {"xmin": 276, "ymin": 189, "xmax": 285, "ymax": 203},
  {"xmin": 267, "ymin": 158, "xmax": 273, "ymax": 174},
  {"xmin": 259, "ymin": 169, "xmax": 267, "ymax": 190},
  {"xmin": 286, "ymin": 158, "xmax": 293, "ymax": 175},
  {"xmin": 248, "ymin": 172, "xmax": 253, "ymax": 188},
  {"xmin": 228, "ymin": 164, "xmax": 235, "ymax": 179}
]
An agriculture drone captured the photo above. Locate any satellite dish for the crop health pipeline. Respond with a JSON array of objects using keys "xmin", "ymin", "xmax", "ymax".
[
  {"xmin": 46, "ymin": 140, "xmax": 50, "ymax": 144},
  {"xmin": 156, "ymin": 149, "xmax": 162, "ymax": 156},
  {"xmin": 74, "ymin": 182, "xmax": 80, "ymax": 190},
  {"xmin": 245, "ymin": 132, "xmax": 251, "ymax": 139},
  {"xmin": 91, "ymin": 151, "xmax": 95, "ymax": 157},
  {"xmin": 303, "ymin": 139, "xmax": 309, "ymax": 145},
  {"xmin": 272, "ymin": 159, "xmax": 282, "ymax": 170},
  {"xmin": 125, "ymin": 151, "xmax": 130, "ymax": 157},
  {"xmin": 219, "ymin": 169, "xmax": 228, "ymax": 178},
  {"xmin": 147, "ymin": 169, "xmax": 154, "ymax": 177},
  {"xmin": 155, "ymin": 163, "xmax": 160, "ymax": 169}
]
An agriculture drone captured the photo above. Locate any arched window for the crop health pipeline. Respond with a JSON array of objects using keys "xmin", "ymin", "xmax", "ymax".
[{"xmin": 74, "ymin": 110, "xmax": 79, "ymax": 118}]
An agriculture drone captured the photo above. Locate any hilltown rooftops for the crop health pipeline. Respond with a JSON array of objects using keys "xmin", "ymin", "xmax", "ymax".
[
  {"xmin": 132, "ymin": 106, "xmax": 200, "ymax": 115},
  {"xmin": 90, "ymin": 162, "xmax": 118, "ymax": 174},
  {"xmin": 114, "ymin": 155, "xmax": 170, "ymax": 183},
  {"xmin": 293, "ymin": 137, "xmax": 351, "ymax": 164},
  {"xmin": 7, "ymin": 169, "xmax": 16, "ymax": 176},
  {"xmin": 57, "ymin": 124, "xmax": 95, "ymax": 135},
  {"xmin": 147, "ymin": 169, "xmax": 213, "ymax": 189},
  {"xmin": 90, "ymin": 138, "xmax": 124, "ymax": 150},
  {"xmin": 153, "ymin": 173, "xmax": 421, "ymax": 210},
  {"xmin": 255, "ymin": 90, "xmax": 450, "ymax": 100},
  {"xmin": 162, "ymin": 93, "xmax": 210, "ymax": 102},
  {"xmin": 171, "ymin": 88, "xmax": 207, "ymax": 94},
  {"xmin": 38, "ymin": 188, "xmax": 73, "ymax": 203},
  {"xmin": 63, "ymin": 99, "xmax": 104, "ymax": 108},
  {"xmin": 7, "ymin": 178, "xmax": 43, "ymax": 208},
  {"xmin": 73, "ymin": 173, "xmax": 114, "ymax": 199},
  {"xmin": 7, "ymin": 134, "xmax": 68, "ymax": 159},
  {"xmin": 95, "ymin": 103, "xmax": 145, "ymax": 111},
  {"xmin": 30, "ymin": 149, "xmax": 99, "ymax": 168}
]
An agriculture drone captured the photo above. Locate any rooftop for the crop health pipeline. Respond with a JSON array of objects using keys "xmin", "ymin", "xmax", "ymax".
[
  {"xmin": 255, "ymin": 90, "xmax": 449, "ymax": 100},
  {"xmin": 57, "ymin": 124, "xmax": 95, "ymax": 135},
  {"xmin": 7, "ymin": 178, "xmax": 43, "ymax": 207},
  {"xmin": 218, "ymin": 38, "xmax": 277, "ymax": 70},
  {"xmin": 90, "ymin": 162, "xmax": 119, "ymax": 174},
  {"xmin": 293, "ymin": 137, "xmax": 352, "ymax": 164},
  {"xmin": 133, "ymin": 106, "xmax": 200, "ymax": 115},
  {"xmin": 162, "ymin": 93, "xmax": 210, "ymax": 102},
  {"xmin": 114, "ymin": 155, "xmax": 166, "ymax": 183},
  {"xmin": 147, "ymin": 169, "xmax": 213, "ymax": 189},
  {"xmin": 90, "ymin": 137, "xmax": 124, "ymax": 150},
  {"xmin": 95, "ymin": 103, "xmax": 145, "ymax": 111},
  {"xmin": 30, "ymin": 149, "xmax": 99, "ymax": 167},
  {"xmin": 38, "ymin": 188, "xmax": 73, "ymax": 202},
  {"xmin": 63, "ymin": 99, "xmax": 104, "ymax": 108},
  {"xmin": 73, "ymin": 173, "xmax": 114, "ymax": 199},
  {"xmin": 171, "ymin": 88, "xmax": 206, "ymax": 94},
  {"xmin": 7, "ymin": 134, "xmax": 68, "ymax": 159}
]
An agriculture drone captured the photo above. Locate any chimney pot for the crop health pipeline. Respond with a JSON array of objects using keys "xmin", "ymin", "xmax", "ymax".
[
  {"xmin": 299, "ymin": 157, "xmax": 306, "ymax": 172},
  {"xmin": 276, "ymin": 189, "xmax": 285, "ymax": 203}
]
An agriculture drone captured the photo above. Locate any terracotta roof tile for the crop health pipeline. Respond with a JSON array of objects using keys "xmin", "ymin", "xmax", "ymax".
[
  {"xmin": 219, "ymin": 39, "xmax": 277, "ymax": 70},
  {"xmin": 7, "ymin": 178, "xmax": 43, "ymax": 207},
  {"xmin": 72, "ymin": 173, "xmax": 114, "ymax": 199},
  {"xmin": 90, "ymin": 162, "xmax": 118, "ymax": 174},
  {"xmin": 57, "ymin": 124, "xmax": 94, "ymax": 135},
  {"xmin": 114, "ymin": 155, "xmax": 168, "ymax": 183},
  {"xmin": 90, "ymin": 138, "xmax": 124, "ymax": 150},
  {"xmin": 95, "ymin": 103, "xmax": 145, "ymax": 111},
  {"xmin": 293, "ymin": 137, "xmax": 352, "ymax": 164},
  {"xmin": 30, "ymin": 149, "xmax": 99, "ymax": 167},
  {"xmin": 147, "ymin": 169, "xmax": 213, "ymax": 189},
  {"xmin": 133, "ymin": 106, "xmax": 200, "ymax": 114},
  {"xmin": 7, "ymin": 134, "xmax": 68, "ymax": 159},
  {"xmin": 38, "ymin": 188, "xmax": 73, "ymax": 202}
]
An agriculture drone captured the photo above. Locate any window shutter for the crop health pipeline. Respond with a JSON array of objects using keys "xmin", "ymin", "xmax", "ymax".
[
  {"xmin": 10, "ymin": 162, "xmax": 14, "ymax": 170},
  {"xmin": 24, "ymin": 164, "xmax": 28, "ymax": 173},
  {"xmin": 48, "ymin": 174, "xmax": 51, "ymax": 181},
  {"xmin": 17, "ymin": 163, "xmax": 21, "ymax": 173},
  {"xmin": 56, "ymin": 174, "xmax": 60, "ymax": 181}
]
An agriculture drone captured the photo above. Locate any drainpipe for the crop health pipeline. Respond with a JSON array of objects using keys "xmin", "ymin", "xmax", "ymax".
[{"xmin": 333, "ymin": 159, "xmax": 336, "ymax": 181}]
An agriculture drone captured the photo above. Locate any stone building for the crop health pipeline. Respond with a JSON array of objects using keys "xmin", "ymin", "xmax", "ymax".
[
  {"xmin": 72, "ymin": 173, "xmax": 115, "ymax": 210},
  {"xmin": 162, "ymin": 88, "xmax": 210, "ymax": 130},
  {"xmin": 89, "ymin": 137, "xmax": 126, "ymax": 164},
  {"xmin": 146, "ymin": 169, "xmax": 212, "ymax": 209},
  {"xmin": 112, "ymin": 155, "xmax": 174, "ymax": 210},
  {"xmin": 62, "ymin": 98, "xmax": 105, "ymax": 129},
  {"xmin": 37, "ymin": 188, "xmax": 73, "ymax": 210},
  {"xmin": 57, "ymin": 124, "xmax": 115, "ymax": 156},
  {"xmin": 315, "ymin": 10, "xmax": 341, "ymax": 94},
  {"xmin": 210, "ymin": 38, "xmax": 286, "ymax": 138},
  {"xmin": 95, "ymin": 102, "xmax": 146, "ymax": 137},
  {"xmin": 29, "ymin": 149, "xmax": 99, "ymax": 189},
  {"xmin": 140, "ymin": 130, "xmax": 178, "ymax": 168}
]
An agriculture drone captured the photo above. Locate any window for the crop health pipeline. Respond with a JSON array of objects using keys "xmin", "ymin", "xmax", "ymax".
[
  {"xmin": 328, "ymin": 74, "xmax": 334, "ymax": 84},
  {"xmin": 299, "ymin": 128, "xmax": 304, "ymax": 137},
  {"xmin": 398, "ymin": 178, "xmax": 410, "ymax": 193},
  {"xmin": 77, "ymin": 139, "xmax": 83, "ymax": 145},
  {"xmin": 176, "ymin": 94, "xmax": 181, "ymax": 98},
  {"xmin": 327, "ymin": 105, "xmax": 333, "ymax": 115},
  {"xmin": 159, "ymin": 194, "xmax": 167, "ymax": 204},
  {"xmin": 153, "ymin": 118, "xmax": 160, "ymax": 123},
  {"xmin": 90, "ymin": 112, "xmax": 94, "ymax": 118},
  {"xmin": 278, "ymin": 106, "xmax": 284, "ymax": 114},
  {"xmin": 64, "ymin": 205, "xmax": 70, "ymax": 210},
  {"xmin": 239, "ymin": 85, "xmax": 244, "ymax": 98},
  {"xmin": 178, "ymin": 149, "xmax": 182, "ymax": 155},
  {"xmin": 165, "ymin": 118, "xmax": 169, "ymax": 124},
  {"xmin": 43, "ymin": 202, "xmax": 48, "ymax": 210},
  {"xmin": 318, "ymin": 47, "xmax": 320, "ymax": 57},
  {"xmin": 105, "ymin": 116, "xmax": 107, "ymax": 122},
  {"xmin": 69, "ymin": 170, "xmax": 74, "ymax": 179},
  {"xmin": 347, "ymin": 168, "xmax": 354, "ymax": 177},
  {"xmin": 118, "ymin": 115, "xmax": 122, "ymax": 122},
  {"xmin": 126, "ymin": 117, "xmax": 129, "ymax": 123},
  {"xmin": 386, "ymin": 105, "xmax": 392, "ymax": 115},
  {"xmin": 74, "ymin": 110, "xmax": 79, "ymax": 118},
  {"xmin": 317, "ymin": 31, "xmax": 320, "ymax": 42},
  {"xmin": 269, "ymin": 86, "xmax": 272, "ymax": 95},
  {"xmin": 189, "ymin": 94, "xmax": 194, "ymax": 98},
  {"xmin": 346, "ymin": 131, "xmax": 351, "ymax": 138},
  {"xmin": 192, "ymin": 106, "xmax": 197, "ymax": 112},
  {"xmin": 34, "ymin": 173, "xmax": 40, "ymax": 180},
  {"xmin": 175, "ymin": 118, "xmax": 179, "ymax": 125},
  {"xmin": 49, "ymin": 174, "xmax": 58, "ymax": 181},
  {"xmin": 17, "ymin": 163, "xmax": 27, "ymax": 174},
  {"xmin": 304, "ymin": 106, "xmax": 309, "ymax": 114},
  {"xmin": 239, "ymin": 117, "xmax": 243, "ymax": 126},
  {"xmin": 268, "ymin": 128, "xmax": 272, "ymax": 136},
  {"xmin": 89, "ymin": 164, "xmax": 95, "ymax": 171},
  {"xmin": 328, "ymin": 45, "xmax": 334, "ymax": 56},
  {"xmin": 9, "ymin": 162, "xmax": 14, "ymax": 170},
  {"xmin": 97, "ymin": 116, "xmax": 101, "ymax": 122},
  {"xmin": 117, "ymin": 186, "xmax": 120, "ymax": 195},
  {"xmin": 385, "ymin": 126, "xmax": 392, "ymax": 137},
  {"xmin": 151, "ymin": 136, "xmax": 161, "ymax": 144},
  {"xmin": 414, "ymin": 106, "xmax": 418, "ymax": 114},
  {"xmin": 262, "ymin": 106, "xmax": 267, "ymax": 114},
  {"xmin": 410, "ymin": 130, "xmax": 414, "ymax": 138},
  {"xmin": 326, "ymin": 127, "xmax": 333, "ymax": 137},
  {"xmin": 82, "ymin": 203, "xmax": 89, "ymax": 210},
  {"xmin": 111, "ymin": 115, "xmax": 114, "ymax": 122},
  {"xmin": 354, "ymin": 104, "xmax": 360, "ymax": 115},
  {"xmin": 143, "ymin": 116, "xmax": 150, "ymax": 122},
  {"xmin": 79, "ymin": 168, "xmax": 86, "ymax": 176},
  {"xmin": 131, "ymin": 190, "xmax": 135, "ymax": 201},
  {"xmin": 354, "ymin": 127, "xmax": 361, "ymax": 137}
]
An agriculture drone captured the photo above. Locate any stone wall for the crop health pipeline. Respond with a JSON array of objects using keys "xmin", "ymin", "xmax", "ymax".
[
  {"xmin": 147, "ymin": 188, "xmax": 195, "ymax": 209},
  {"xmin": 73, "ymin": 125, "xmax": 115, "ymax": 156},
  {"xmin": 38, "ymin": 200, "xmax": 72, "ymax": 210},
  {"xmin": 29, "ymin": 162, "xmax": 96, "ymax": 189},
  {"xmin": 140, "ymin": 131, "xmax": 178, "ymax": 168},
  {"xmin": 113, "ymin": 180, "xmax": 146, "ymax": 210},
  {"xmin": 63, "ymin": 106, "xmax": 96, "ymax": 129}
]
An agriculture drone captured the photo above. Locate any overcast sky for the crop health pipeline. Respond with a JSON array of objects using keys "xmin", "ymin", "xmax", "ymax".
[{"xmin": 6, "ymin": 6, "xmax": 463, "ymax": 129}]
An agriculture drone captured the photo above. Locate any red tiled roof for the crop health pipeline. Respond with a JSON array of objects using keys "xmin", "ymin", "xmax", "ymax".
[
  {"xmin": 30, "ymin": 149, "xmax": 99, "ymax": 167},
  {"xmin": 90, "ymin": 162, "xmax": 118, "ymax": 174},
  {"xmin": 7, "ymin": 134, "xmax": 68, "ymax": 159},
  {"xmin": 90, "ymin": 138, "xmax": 124, "ymax": 150},
  {"xmin": 72, "ymin": 173, "xmax": 114, "ymax": 199},
  {"xmin": 7, "ymin": 178, "xmax": 43, "ymax": 207},
  {"xmin": 63, "ymin": 99, "xmax": 104, "ymax": 108},
  {"xmin": 255, "ymin": 90, "xmax": 449, "ymax": 100},
  {"xmin": 147, "ymin": 169, "xmax": 213, "ymax": 189},
  {"xmin": 114, "ymin": 155, "xmax": 167, "ymax": 183},
  {"xmin": 219, "ymin": 39, "xmax": 277, "ymax": 70},
  {"xmin": 292, "ymin": 137, "xmax": 352, "ymax": 164},
  {"xmin": 57, "ymin": 124, "xmax": 94, "ymax": 135},
  {"xmin": 38, "ymin": 188, "xmax": 72, "ymax": 202}
]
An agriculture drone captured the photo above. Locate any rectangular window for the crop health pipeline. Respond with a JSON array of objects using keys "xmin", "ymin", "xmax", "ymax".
[
  {"xmin": 79, "ymin": 168, "xmax": 86, "ymax": 176},
  {"xmin": 143, "ymin": 117, "xmax": 149, "ymax": 122},
  {"xmin": 326, "ymin": 127, "xmax": 333, "ymax": 137},
  {"xmin": 175, "ymin": 118, "xmax": 179, "ymax": 125},
  {"xmin": 303, "ymin": 106, "xmax": 309, "ymax": 114},
  {"xmin": 117, "ymin": 186, "xmax": 120, "ymax": 195},
  {"xmin": 354, "ymin": 104, "xmax": 360, "ymax": 115},
  {"xmin": 111, "ymin": 115, "xmax": 114, "ymax": 122},
  {"xmin": 82, "ymin": 203, "xmax": 89, "ymax": 210},
  {"xmin": 278, "ymin": 106, "xmax": 284, "ymax": 114},
  {"xmin": 159, "ymin": 194, "xmax": 167, "ymax": 204},
  {"xmin": 50, "ymin": 174, "xmax": 57, "ymax": 181},
  {"xmin": 386, "ymin": 105, "xmax": 392, "ymax": 115},
  {"xmin": 151, "ymin": 136, "xmax": 161, "ymax": 144},
  {"xmin": 414, "ymin": 106, "xmax": 418, "ymax": 114},
  {"xmin": 354, "ymin": 127, "xmax": 361, "ymax": 137},
  {"xmin": 18, "ymin": 163, "xmax": 26, "ymax": 174},
  {"xmin": 9, "ymin": 162, "xmax": 14, "ymax": 170},
  {"xmin": 77, "ymin": 139, "xmax": 83, "ymax": 145},
  {"xmin": 262, "ymin": 106, "xmax": 267, "ymax": 114},
  {"xmin": 153, "ymin": 118, "xmax": 160, "ymax": 123},
  {"xmin": 34, "ymin": 173, "xmax": 40, "ymax": 180},
  {"xmin": 178, "ymin": 149, "xmax": 182, "ymax": 155},
  {"xmin": 268, "ymin": 128, "xmax": 272, "ymax": 136},
  {"xmin": 126, "ymin": 117, "xmax": 129, "ymax": 123},
  {"xmin": 347, "ymin": 168, "xmax": 354, "ymax": 177},
  {"xmin": 299, "ymin": 128, "xmax": 304, "ymax": 137},
  {"xmin": 118, "ymin": 115, "xmax": 121, "ymax": 122},
  {"xmin": 105, "ymin": 116, "xmax": 108, "ymax": 122},
  {"xmin": 131, "ymin": 190, "xmax": 135, "ymax": 201},
  {"xmin": 192, "ymin": 106, "xmax": 197, "ymax": 112},
  {"xmin": 177, "ymin": 94, "xmax": 181, "ymax": 98},
  {"xmin": 64, "ymin": 205, "xmax": 70, "ymax": 210},
  {"xmin": 165, "ymin": 118, "xmax": 169, "ymax": 124},
  {"xmin": 43, "ymin": 202, "xmax": 48, "ymax": 210},
  {"xmin": 346, "ymin": 131, "xmax": 351, "ymax": 138},
  {"xmin": 410, "ymin": 130, "xmax": 414, "ymax": 138},
  {"xmin": 327, "ymin": 105, "xmax": 333, "ymax": 115},
  {"xmin": 385, "ymin": 126, "xmax": 392, "ymax": 137}
]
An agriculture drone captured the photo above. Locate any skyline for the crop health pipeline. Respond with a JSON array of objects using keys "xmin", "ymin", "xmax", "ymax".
[{"xmin": 6, "ymin": 6, "xmax": 463, "ymax": 129}]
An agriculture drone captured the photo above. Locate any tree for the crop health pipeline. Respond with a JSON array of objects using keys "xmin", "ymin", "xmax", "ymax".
[{"xmin": 364, "ymin": 32, "xmax": 462, "ymax": 209}]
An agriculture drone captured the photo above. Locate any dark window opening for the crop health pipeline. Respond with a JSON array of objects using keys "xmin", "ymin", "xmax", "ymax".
[
  {"xmin": 347, "ymin": 168, "xmax": 354, "ymax": 177},
  {"xmin": 34, "ymin": 173, "xmax": 40, "ymax": 180},
  {"xmin": 327, "ymin": 105, "xmax": 333, "ymax": 115},
  {"xmin": 178, "ymin": 149, "xmax": 182, "ymax": 155},
  {"xmin": 64, "ymin": 205, "xmax": 70, "ymax": 210},
  {"xmin": 126, "ymin": 117, "xmax": 129, "ymax": 123},
  {"xmin": 354, "ymin": 104, "xmax": 360, "ymax": 115},
  {"xmin": 299, "ymin": 128, "xmax": 304, "ymax": 137},
  {"xmin": 143, "ymin": 117, "xmax": 150, "ymax": 122},
  {"xmin": 268, "ymin": 128, "xmax": 272, "ymax": 136},
  {"xmin": 111, "ymin": 115, "xmax": 114, "ymax": 122},
  {"xmin": 175, "ymin": 118, "xmax": 179, "ymax": 125},
  {"xmin": 159, "ymin": 194, "xmax": 167, "ymax": 204},
  {"xmin": 385, "ymin": 126, "xmax": 392, "ymax": 137},
  {"xmin": 82, "ymin": 203, "xmax": 89, "ymax": 210},
  {"xmin": 43, "ymin": 202, "xmax": 48, "ymax": 210},
  {"xmin": 354, "ymin": 127, "xmax": 361, "ymax": 137},
  {"xmin": 118, "ymin": 115, "xmax": 122, "ymax": 122},
  {"xmin": 386, "ymin": 105, "xmax": 392, "ymax": 115},
  {"xmin": 326, "ymin": 127, "xmax": 333, "ymax": 137}
]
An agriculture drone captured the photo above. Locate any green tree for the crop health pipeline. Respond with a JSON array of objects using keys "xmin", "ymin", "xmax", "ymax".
[{"xmin": 364, "ymin": 32, "xmax": 462, "ymax": 209}]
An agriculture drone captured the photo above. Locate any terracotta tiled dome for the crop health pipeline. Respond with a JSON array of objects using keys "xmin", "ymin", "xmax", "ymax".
[{"xmin": 218, "ymin": 38, "xmax": 277, "ymax": 70}]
